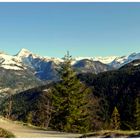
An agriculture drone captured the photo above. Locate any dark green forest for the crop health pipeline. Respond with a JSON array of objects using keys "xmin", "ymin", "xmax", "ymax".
[
  {"xmin": 78, "ymin": 60, "xmax": 140, "ymax": 130},
  {"xmin": 0, "ymin": 56, "xmax": 140, "ymax": 133}
]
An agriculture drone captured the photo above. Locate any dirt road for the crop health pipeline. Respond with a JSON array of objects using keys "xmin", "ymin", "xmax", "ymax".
[{"xmin": 0, "ymin": 117, "xmax": 81, "ymax": 138}]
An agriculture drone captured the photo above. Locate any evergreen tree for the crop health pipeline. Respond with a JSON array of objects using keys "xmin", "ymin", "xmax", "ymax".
[
  {"xmin": 110, "ymin": 106, "xmax": 120, "ymax": 130},
  {"xmin": 133, "ymin": 97, "xmax": 140, "ymax": 130},
  {"xmin": 50, "ymin": 52, "xmax": 92, "ymax": 133}
]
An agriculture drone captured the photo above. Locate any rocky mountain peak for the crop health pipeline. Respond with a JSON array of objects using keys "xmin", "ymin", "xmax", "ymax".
[{"xmin": 17, "ymin": 48, "xmax": 32, "ymax": 57}]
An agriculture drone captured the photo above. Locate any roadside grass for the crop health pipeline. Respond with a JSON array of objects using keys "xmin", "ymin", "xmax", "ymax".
[
  {"xmin": 80, "ymin": 130, "xmax": 140, "ymax": 138},
  {"xmin": 0, "ymin": 128, "xmax": 15, "ymax": 138}
]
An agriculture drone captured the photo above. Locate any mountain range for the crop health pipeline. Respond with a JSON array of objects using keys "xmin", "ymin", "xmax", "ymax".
[
  {"xmin": 1, "ymin": 49, "xmax": 140, "ymax": 78},
  {"xmin": 0, "ymin": 48, "xmax": 140, "ymax": 96}
]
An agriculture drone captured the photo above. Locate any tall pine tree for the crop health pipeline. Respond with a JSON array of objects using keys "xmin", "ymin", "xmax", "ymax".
[
  {"xmin": 50, "ymin": 52, "xmax": 92, "ymax": 133},
  {"xmin": 110, "ymin": 106, "xmax": 120, "ymax": 130}
]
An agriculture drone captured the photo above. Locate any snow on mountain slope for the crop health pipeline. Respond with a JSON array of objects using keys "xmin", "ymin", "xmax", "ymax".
[
  {"xmin": 16, "ymin": 49, "xmax": 114, "ymax": 80},
  {"xmin": 18, "ymin": 49, "xmax": 116, "ymax": 67},
  {"xmin": 17, "ymin": 48, "xmax": 33, "ymax": 58},
  {"xmin": 73, "ymin": 59, "xmax": 112, "ymax": 74},
  {"xmin": 16, "ymin": 49, "xmax": 61, "ymax": 80},
  {"xmin": 133, "ymin": 63, "xmax": 140, "ymax": 66},
  {"xmin": 17, "ymin": 48, "xmax": 63, "ymax": 66},
  {"xmin": 93, "ymin": 56, "xmax": 117, "ymax": 64},
  {"xmin": 1, "ymin": 48, "xmax": 140, "ymax": 80},
  {"xmin": 110, "ymin": 52, "xmax": 140, "ymax": 68},
  {"xmin": 73, "ymin": 56, "xmax": 117, "ymax": 64},
  {"xmin": 0, "ymin": 53, "xmax": 25, "ymax": 70},
  {"xmin": 17, "ymin": 48, "xmax": 42, "ymax": 68}
]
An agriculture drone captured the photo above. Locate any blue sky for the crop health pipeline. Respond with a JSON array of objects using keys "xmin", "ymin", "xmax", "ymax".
[{"xmin": 0, "ymin": 2, "xmax": 140, "ymax": 57}]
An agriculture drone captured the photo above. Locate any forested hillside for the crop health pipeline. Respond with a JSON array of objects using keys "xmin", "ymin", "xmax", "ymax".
[
  {"xmin": 0, "ymin": 58, "xmax": 140, "ymax": 133},
  {"xmin": 78, "ymin": 60, "xmax": 140, "ymax": 130}
]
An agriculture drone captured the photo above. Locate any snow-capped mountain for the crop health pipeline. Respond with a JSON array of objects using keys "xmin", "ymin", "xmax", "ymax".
[
  {"xmin": 74, "ymin": 56, "xmax": 117, "ymax": 64},
  {"xmin": 16, "ymin": 49, "xmax": 140, "ymax": 69},
  {"xmin": 73, "ymin": 59, "xmax": 112, "ymax": 74},
  {"xmin": 0, "ymin": 52, "xmax": 25, "ymax": 70},
  {"xmin": 17, "ymin": 49, "xmax": 116, "ymax": 79},
  {"xmin": 16, "ymin": 49, "xmax": 61, "ymax": 80},
  {"xmin": 109, "ymin": 52, "xmax": 140, "ymax": 68},
  {"xmin": 17, "ymin": 48, "xmax": 33, "ymax": 58},
  {"xmin": 1, "ymin": 48, "xmax": 140, "ymax": 81},
  {"xmin": 0, "ymin": 48, "xmax": 115, "ymax": 80},
  {"xmin": 119, "ymin": 59, "xmax": 140, "ymax": 69}
]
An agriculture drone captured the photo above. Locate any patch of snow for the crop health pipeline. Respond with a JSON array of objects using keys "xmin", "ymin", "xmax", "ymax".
[
  {"xmin": 73, "ymin": 56, "xmax": 117, "ymax": 64},
  {"xmin": 1, "ymin": 65, "xmax": 23, "ymax": 70},
  {"xmin": 94, "ymin": 56, "xmax": 117, "ymax": 64},
  {"xmin": 44, "ymin": 57, "xmax": 63, "ymax": 64},
  {"xmin": 17, "ymin": 48, "xmax": 43, "ymax": 60},
  {"xmin": 0, "ymin": 53, "xmax": 25, "ymax": 70},
  {"xmin": 17, "ymin": 48, "xmax": 32, "ymax": 57},
  {"xmin": 110, "ymin": 52, "xmax": 140, "ymax": 68},
  {"xmin": 133, "ymin": 63, "xmax": 140, "ymax": 66}
]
